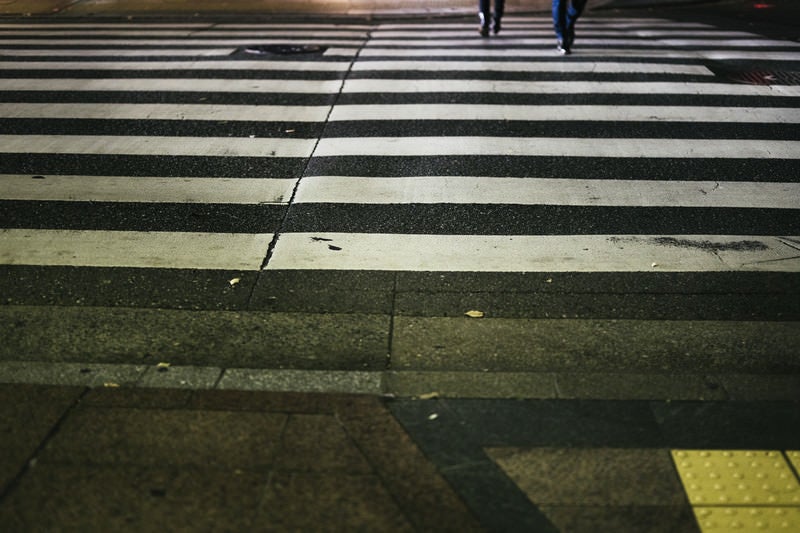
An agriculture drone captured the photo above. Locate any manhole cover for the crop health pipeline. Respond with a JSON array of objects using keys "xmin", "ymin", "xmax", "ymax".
[
  {"xmin": 710, "ymin": 66, "xmax": 800, "ymax": 85},
  {"xmin": 235, "ymin": 44, "xmax": 328, "ymax": 56}
]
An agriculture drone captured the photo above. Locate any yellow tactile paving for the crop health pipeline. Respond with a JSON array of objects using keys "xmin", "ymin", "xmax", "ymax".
[
  {"xmin": 671, "ymin": 450, "xmax": 800, "ymax": 506},
  {"xmin": 692, "ymin": 507, "xmax": 800, "ymax": 532},
  {"xmin": 787, "ymin": 452, "xmax": 800, "ymax": 475}
]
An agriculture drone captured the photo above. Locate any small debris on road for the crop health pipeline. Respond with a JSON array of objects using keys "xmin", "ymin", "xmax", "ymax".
[
  {"xmin": 229, "ymin": 277, "xmax": 241, "ymax": 286},
  {"xmin": 465, "ymin": 310, "xmax": 485, "ymax": 318}
]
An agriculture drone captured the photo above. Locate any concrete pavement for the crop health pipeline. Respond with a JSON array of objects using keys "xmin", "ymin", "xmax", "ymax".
[{"xmin": 2, "ymin": 383, "xmax": 799, "ymax": 531}]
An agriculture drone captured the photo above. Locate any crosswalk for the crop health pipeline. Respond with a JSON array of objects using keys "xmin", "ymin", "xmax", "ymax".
[{"xmin": 1, "ymin": 16, "xmax": 799, "ymax": 290}]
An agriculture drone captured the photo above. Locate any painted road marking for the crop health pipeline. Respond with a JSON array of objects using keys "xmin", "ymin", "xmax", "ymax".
[
  {"xmin": 6, "ymin": 103, "xmax": 792, "ymax": 124},
  {"xmin": 313, "ymin": 137, "xmax": 800, "ymax": 159},
  {"xmin": 1, "ymin": 175, "xmax": 297, "ymax": 204},
  {"xmin": 342, "ymin": 79, "xmax": 800, "ymax": 96},
  {"xmin": 328, "ymin": 104, "xmax": 800, "ymax": 123},
  {"xmin": 350, "ymin": 61, "xmax": 714, "ymax": 75},
  {"xmin": 0, "ymin": 78, "xmax": 344, "ymax": 93},
  {"xmin": 364, "ymin": 38, "xmax": 800, "ymax": 48},
  {"xmin": 0, "ymin": 135, "xmax": 317, "ymax": 157},
  {"xmin": 265, "ymin": 233, "xmax": 800, "ymax": 272},
  {"xmin": 293, "ymin": 177, "xmax": 800, "ymax": 209},
  {"xmin": 354, "ymin": 48, "xmax": 800, "ymax": 61},
  {"xmin": 0, "ymin": 103, "xmax": 332, "ymax": 122},
  {"xmin": 0, "ymin": 48, "xmax": 238, "ymax": 56},
  {"xmin": 0, "ymin": 229, "xmax": 272, "ymax": 269},
  {"xmin": 0, "ymin": 60, "xmax": 352, "ymax": 71}
]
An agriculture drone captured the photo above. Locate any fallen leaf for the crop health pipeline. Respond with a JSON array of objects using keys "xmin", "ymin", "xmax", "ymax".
[
  {"xmin": 651, "ymin": 262, "xmax": 659, "ymax": 268},
  {"xmin": 229, "ymin": 277, "xmax": 241, "ymax": 286},
  {"xmin": 418, "ymin": 392, "xmax": 439, "ymax": 400},
  {"xmin": 103, "ymin": 382, "xmax": 120, "ymax": 388},
  {"xmin": 465, "ymin": 310, "xmax": 484, "ymax": 318},
  {"xmin": 428, "ymin": 413, "xmax": 439, "ymax": 421},
  {"xmin": 156, "ymin": 362, "xmax": 171, "ymax": 372}
]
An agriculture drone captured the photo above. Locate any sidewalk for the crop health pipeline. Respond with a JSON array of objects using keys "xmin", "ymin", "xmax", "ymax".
[
  {"xmin": 0, "ymin": 383, "xmax": 481, "ymax": 531},
  {"xmin": 2, "ymin": 383, "xmax": 798, "ymax": 531}
]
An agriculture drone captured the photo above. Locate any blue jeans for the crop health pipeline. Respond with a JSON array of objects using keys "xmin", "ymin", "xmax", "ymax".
[
  {"xmin": 479, "ymin": 0, "xmax": 504, "ymax": 19},
  {"xmin": 552, "ymin": 0, "xmax": 587, "ymax": 44}
]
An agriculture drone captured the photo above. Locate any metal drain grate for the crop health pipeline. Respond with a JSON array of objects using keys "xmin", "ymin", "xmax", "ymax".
[{"xmin": 710, "ymin": 66, "xmax": 800, "ymax": 85}]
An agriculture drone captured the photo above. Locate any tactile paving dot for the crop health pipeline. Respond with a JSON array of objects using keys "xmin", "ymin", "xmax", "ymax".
[
  {"xmin": 692, "ymin": 507, "xmax": 800, "ymax": 532},
  {"xmin": 671, "ymin": 450, "xmax": 800, "ymax": 506}
]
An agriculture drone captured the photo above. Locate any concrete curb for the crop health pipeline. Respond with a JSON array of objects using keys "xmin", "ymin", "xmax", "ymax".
[{"xmin": 2, "ymin": 361, "xmax": 799, "ymax": 401}]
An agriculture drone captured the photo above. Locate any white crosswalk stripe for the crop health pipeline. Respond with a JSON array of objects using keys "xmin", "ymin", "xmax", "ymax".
[
  {"xmin": 0, "ymin": 15, "xmax": 798, "ymax": 280},
  {"xmin": 265, "ymin": 233, "xmax": 800, "ymax": 272}
]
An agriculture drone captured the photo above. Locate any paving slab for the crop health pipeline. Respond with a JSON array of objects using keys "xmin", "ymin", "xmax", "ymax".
[
  {"xmin": 0, "ymin": 384, "xmax": 83, "ymax": 492},
  {"xmin": 0, "ymin": 385, "xmax": 481, "ymax": 531},
  {"xmin": 38, "ymin": 407, "xmax": 288, "ymax": 468},
  {"xmin": 485, "ymin": 447, "xmax": 686, "ymax": 506},
  {"xmin": 0, "ymin": 464, "xmax": 268, "ymax": 531}
]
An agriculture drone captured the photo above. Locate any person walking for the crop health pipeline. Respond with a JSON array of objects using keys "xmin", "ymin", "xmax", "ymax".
[
  {"xmin": 552, "ymin": 0, "xmax": 587, "ymax": 54},
  {"xmin": 478, "ymin": 0, "xmax": 504, "ymax": 37}
]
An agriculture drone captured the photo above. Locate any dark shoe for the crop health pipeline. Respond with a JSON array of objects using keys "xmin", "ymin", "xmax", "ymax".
[
  {"xmin": 479, "ymin": 12, "xmax": 490, "ymax": 37},
  {"xmin": 492, "ymin": 15, "xmax": 501, "ymax": 35}
]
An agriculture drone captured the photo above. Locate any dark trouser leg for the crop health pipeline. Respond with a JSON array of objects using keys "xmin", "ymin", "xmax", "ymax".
[
  {"xmin": 552, "ymin": 0, "xmax": 567, "ymax": 43},
  {"xmin": 479, "ymin": 0, "xmax": 491, "ymax": 36},
  {"xmin": 493, "ymin": 0, "xmax": 504, "ymax": 33},
  {"xmin": 565, "ymin": 0, "xmax": 587, "ymax": 47}
]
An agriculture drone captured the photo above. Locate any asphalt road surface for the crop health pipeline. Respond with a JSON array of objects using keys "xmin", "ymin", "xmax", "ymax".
[{"xmin": 0, "ymin": 5, "xmax": 798, "ymax": 393}]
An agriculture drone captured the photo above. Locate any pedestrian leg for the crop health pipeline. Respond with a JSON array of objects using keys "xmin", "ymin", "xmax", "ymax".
[
  {"xmin": 479, "ymin": 0, "xmax": 491, "ymax": 37},
  {"xmin": 552, "ymin": 0, "xmax": 570, "ymax": 54},
  {"xmin": 493, "ymin": 0, "xmax": 505, "ymax": 34},
  {"xmin": 565, "ymin": 0, "xmax": 587, "ymax": 50}
]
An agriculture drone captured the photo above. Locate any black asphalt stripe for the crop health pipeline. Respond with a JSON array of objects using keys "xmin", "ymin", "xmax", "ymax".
[
  {"xmin": 280, "ymin": 203, "xmax": 800, "ymax": 235},
  {"xmin": 0, "ymin": 118, "xmax": 323, "ymax": 138},
  {"xmin": 254, "ymin": 271, "xmax": 800, "ymax": 319},
  {"xmin": 334, "ymin": 92, "xmax": 800, "ymax": 107},
  {"xmin": 3, "ymin": 118, "xmax": 795, "ymax": 140},
  {"xmin": 392, "ymin": 270, "xmax": 800, "ymax": 294},
  {"xmin": 304, "ymin": 155, "xmax": 800, "ymax": 181},
  {"xmin": 0, "ymin": 265, "xmax": 255, "ymax": 310},
  {"xmin": 0, "ymin": 200, "xmax": 286, "ymax": 233},
  {"xmin": 394, "ymin": 292, "xmax": 800, "ymax": 320},
  {"xmin": 3, "ymin": 266, "xmax": 796, "ymax": 316},
  {"xmin": 0, "ymin": 154, "xmax": 308, "ymax": 178},
  {"xmin": 321, "ymin": 120, "xmax": 800, "ymax": 140},
  {"xmin": 0, "ymin": 90, "xmax": 337, "ymax": 106}
]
